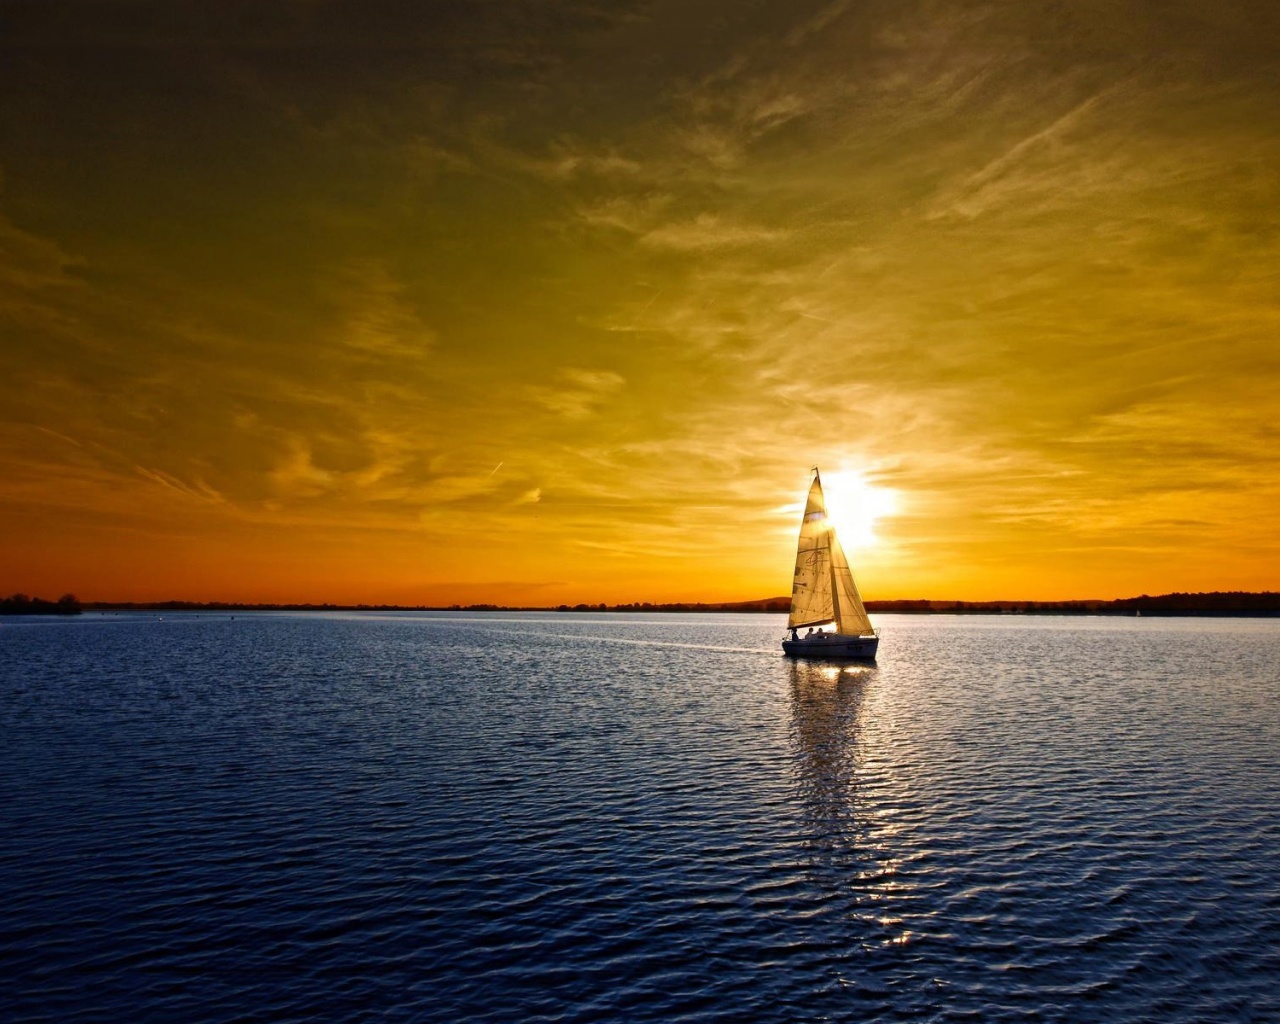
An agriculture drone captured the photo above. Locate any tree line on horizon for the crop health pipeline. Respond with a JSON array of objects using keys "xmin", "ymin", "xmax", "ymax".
[
  {"xmin": 864, "ymin": 592, "xmax": 1280, "ymax": 616},
  {"xmin": 17, "ymin": 590, "xmax": 1274, "ymax": 616},
  {"xmin": 1, "ymin": 593, "xmax": 82, "ymax": 615},
  {"xmin": 561, "ymin": 592, "xmax": 1280, "ymax": 615}
]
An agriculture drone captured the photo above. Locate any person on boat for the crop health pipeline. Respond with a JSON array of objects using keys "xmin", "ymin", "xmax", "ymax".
[
  {"xmin": 789, "ymin": 628, "xmax": 798, "ymax": 642},
  {"xmin": 806, "ymin": 627, "xmax": 816, "ymax": 639}
]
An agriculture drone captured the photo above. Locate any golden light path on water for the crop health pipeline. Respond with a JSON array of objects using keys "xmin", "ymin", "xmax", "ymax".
[{"xmin": 787, "ymin": 657, "xmax": 919, "ymax": 950}]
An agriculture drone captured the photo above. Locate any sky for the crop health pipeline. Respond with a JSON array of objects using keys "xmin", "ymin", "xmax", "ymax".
[{"xmin": 2, "ymin": 0, "xmax": 1278, "ymax": 605}]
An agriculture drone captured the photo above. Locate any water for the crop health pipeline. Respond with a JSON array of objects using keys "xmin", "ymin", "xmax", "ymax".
[{"xmin": 2, "ymin": 612, "xmax": 1278, "ymax": 1022}]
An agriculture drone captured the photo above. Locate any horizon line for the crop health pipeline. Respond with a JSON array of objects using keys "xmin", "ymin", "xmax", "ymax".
[{"xmin": 47, "ymin": 588, "xmax": 1280, "ymax": 611}]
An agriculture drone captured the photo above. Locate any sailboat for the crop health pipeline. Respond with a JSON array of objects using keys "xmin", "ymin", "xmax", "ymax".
[{"xmin": 781, "ymin": 468, "xmax": 879, "ymax": 660}]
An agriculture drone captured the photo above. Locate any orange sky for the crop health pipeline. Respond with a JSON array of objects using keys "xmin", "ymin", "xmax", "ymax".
[{"xmin": 2, "ymin": 1, "xmax": 1278, "ymax": 604}]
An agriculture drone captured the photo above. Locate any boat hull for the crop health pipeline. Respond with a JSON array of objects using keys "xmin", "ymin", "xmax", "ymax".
[{"xmin": 782, "ymin": 633, "xmax": 879, "ymax": 661}]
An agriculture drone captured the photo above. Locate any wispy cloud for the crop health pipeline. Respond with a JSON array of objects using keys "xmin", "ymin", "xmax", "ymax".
[
  {"xmin": 529, "ymin": 368, "xmax": 625, "ymax": 419},
  {"xmin": 641, "ymin": 214, "xmax": 786, "ymax": 250},
  {"xmin": 334, "ymin": 261, "xmax": 436, "ymax": 359}
]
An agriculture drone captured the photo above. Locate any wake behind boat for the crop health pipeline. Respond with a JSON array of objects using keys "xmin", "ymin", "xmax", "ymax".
[{"xmin": 782, "ymin": 468, "xmax": 879, "ymax": 660}]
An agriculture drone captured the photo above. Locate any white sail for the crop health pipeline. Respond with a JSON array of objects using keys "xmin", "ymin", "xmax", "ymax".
[
  {"xmin": 829, "ymin": 528, "xmax": 873, "ymax": 636},
  {"xmin": 788, "ymin": 475, "xmax": 834, "ymax": 629},
  {"xmin": 787, "ymin": 471, "xmax": 874, "ymax": 636}
]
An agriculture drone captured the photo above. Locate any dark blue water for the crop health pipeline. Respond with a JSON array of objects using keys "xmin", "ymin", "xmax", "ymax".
[{"xmin": 3, "ymin": 612, "xmax": 1278, "ymax": 1022}]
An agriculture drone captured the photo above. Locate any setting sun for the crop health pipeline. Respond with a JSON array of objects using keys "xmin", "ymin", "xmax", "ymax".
[{"xmin": 818, "ymin": 471, "xmax": 900, "ymax": 551}]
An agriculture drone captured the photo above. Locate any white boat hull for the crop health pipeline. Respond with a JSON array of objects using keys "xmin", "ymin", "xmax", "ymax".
[{"xmin": 782, "ymin": 633, "xmax": 879, "ymax": 661}]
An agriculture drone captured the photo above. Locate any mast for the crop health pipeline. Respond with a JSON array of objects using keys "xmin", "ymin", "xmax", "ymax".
[
  {"xmin": 817, "ymin": 470, "xmax": 843, "ymax": 633},
  {"xmin": 827, "ymin": 524, "xmax": 843, "ymax": 632}
]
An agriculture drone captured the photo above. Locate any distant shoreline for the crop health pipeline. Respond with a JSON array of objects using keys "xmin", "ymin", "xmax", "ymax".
[{"xmin": 32, "ymin": 590, "xmax": 1278, "ymax": 617}]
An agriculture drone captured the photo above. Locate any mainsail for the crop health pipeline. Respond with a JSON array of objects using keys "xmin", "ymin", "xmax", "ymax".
[{"xmin": 787, "ymin": 471, "xmax": 874, "ymax": 636}]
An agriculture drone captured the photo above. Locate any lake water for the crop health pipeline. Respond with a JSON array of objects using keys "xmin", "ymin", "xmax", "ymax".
[{"xmin": 2, "ymin": 612, "xmax": 1278, "ymax": 1022}]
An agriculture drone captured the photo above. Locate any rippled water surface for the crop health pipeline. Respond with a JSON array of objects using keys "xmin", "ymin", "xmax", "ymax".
[{"xmin": 3, "ymin": 612, "xmax": 1279, "ymax": 1022}]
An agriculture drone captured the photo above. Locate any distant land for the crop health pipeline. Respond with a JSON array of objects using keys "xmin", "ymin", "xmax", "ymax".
[
  {"xmin": 5, "ymin": 591, "xmax": 1278, "ymax": 617},
  {"xmin": 0, "ymin": 593, "xmax": 83, "ymax": 615}
]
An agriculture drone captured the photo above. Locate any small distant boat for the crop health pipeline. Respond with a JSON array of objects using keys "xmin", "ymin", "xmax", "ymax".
[{"xmin": 782, "ymin": 468, "xmax": 879, "ymax": 661}]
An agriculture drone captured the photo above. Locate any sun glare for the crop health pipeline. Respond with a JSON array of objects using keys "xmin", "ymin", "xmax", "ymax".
[{"xmin": 820, "ymin": 470, "xmax": 898, "ymax": 549}]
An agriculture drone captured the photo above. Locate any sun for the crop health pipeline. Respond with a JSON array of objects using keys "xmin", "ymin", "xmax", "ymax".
[{"xmin": 819, "ymin": 469, "xmax": 899, "ymax": 550}]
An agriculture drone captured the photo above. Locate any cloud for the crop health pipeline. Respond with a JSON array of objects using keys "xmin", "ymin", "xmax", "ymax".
[
  {"xmin": 926, "ymin": 87, "xmax": 1123, "ymax": 222},
  {"xmin": 530, "ymin": 368, "xmax": 625, "ymax": 419},
  {"xmin": 133, "ymin": 465, "xmax": 226, "ymax": 504},
  {"xmin": 269, "ymin": 438, "xmax": 334, "ymax": 499},
  {"xmin": 0, "ymin": 208, "xmax": 80, "ymax": 292},
  {"xmin": 641, "ymin": 213, "xmax": 786, "ymax": 250},
  {"xmin": 577, "ymin": 194, "xmax": 674, "ymax": 234},
  {"xmin": 335, "ymin": 261, "xmax": 435, "ymax": 359}
]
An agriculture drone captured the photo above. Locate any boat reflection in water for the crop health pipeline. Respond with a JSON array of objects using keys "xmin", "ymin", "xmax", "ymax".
[
  {"xmin": 787, "ymin": 659, "xmax": 919, "ymax": 949},
  {"xmin": 788, "ymin": 660, "xmax": 874, "ymax": 851}
]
